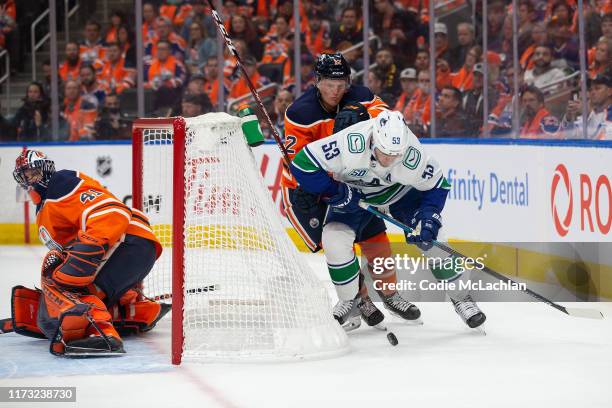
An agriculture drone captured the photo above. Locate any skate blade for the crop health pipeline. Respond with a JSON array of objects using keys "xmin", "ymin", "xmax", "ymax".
[
  {"xmin": 64, "ymin": 346, "xmax": 126, "ymax": 358},
  {"xmin": 342, "ymin": 317, "xmax": 362, "ymax": 332},
  {"xmin": 373, "ymin": 322, "xmax": 388, "ymax": 331},
  {"xmin": 387, "ymin": 310, "xmax": 424, "ymax": 325}
]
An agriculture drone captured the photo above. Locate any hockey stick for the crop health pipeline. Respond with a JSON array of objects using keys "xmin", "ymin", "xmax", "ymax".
[
  {"xmin": 205, "ymin": 0, "xmax": 291, "ymax": 167},
  {"xmin": 359, "ymin": 202, "xmax": 604, "ymax": 320}
]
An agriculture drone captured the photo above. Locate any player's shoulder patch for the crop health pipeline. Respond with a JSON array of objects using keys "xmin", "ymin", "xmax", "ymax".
[
  {"xmin": 285, "ymin": 87, "xmax": 325, "ymax": 126},
  {"xmin": 343, "ymin": 85, "xmax": 375, "ymax": 105},
  {"xmin": 46, "ymin": 170, "xmax": 82, "ymax": 201}
]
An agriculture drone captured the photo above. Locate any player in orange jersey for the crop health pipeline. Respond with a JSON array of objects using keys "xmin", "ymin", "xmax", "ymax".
[
  {"xmin": 282, "ymin": 53, "xmax": 421, "ymax": 330},
  {"xmin": 8, "ymin": 150, "xmax": 168, "ymax": 356}
]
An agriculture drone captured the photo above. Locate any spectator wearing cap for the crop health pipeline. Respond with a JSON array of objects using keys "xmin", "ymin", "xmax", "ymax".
[
  {"xmin": 434, "ymin": 23, "xmax": 452, "ymax": 64},
  {"xmin": 437, "ymin": 45, "xmax": 482, "ymax": 92},
  {"xmin": 181, "ymin": 93, "xmax": 213, "ymax": 118},
  {"xmin": 395, "ymin": 68, "xmax": 418, "ymax": 117},
  {"xmin": 375, "ymin": 48, "xmax": 401, "ymax": 98},
  {"xmin": 523, "ymin": 45, "xmax": 566, "ymax": 92},
  {"xmin": 519, "ymin": 85, "xmax": 559, "ymax": 138},
  {"xmin": 560, "ymin": 74, "xmax": 612, "ymax": 139},
  {"xmin": 145, "ymin": 16, "xmax": 187, "ymax": 64},
  {"xmin": 404, "ymin": 69, "xmax": 432, "ymax": 136},
  {"xmin": 436, "ymin": 86, "xmax": 471, "ymax": 137},
  {"xmin": 80, "ymin": 20, "xmax": 107, "ymax": 64},
  {"xmin": 305, "ymin": 9, "xmax": 331, "ymax": 57},
  {"xmin": 372, "ymin": 0, "xmax": 421, "ymax": 67},
  {"xmin": 448, "ymin": 22, "xmax": 476, "ymax": 72},
  {"xmin": 230, "ymin": 56, "xmax": 269, "ymax": 99},
  {"xmin": 145, "ymin": 39, "xmax": 187, "ymax": 111},
  {"xmin": 184, "ymin": 21, "xmax": 217, "ymax": 74},
  {"xmin": 462, "ymin": 63, "xmax": 499, "ymax": 136},
  {"xmin": 330, "ymin": 7, "xmax": 362, "ymax": 49}
]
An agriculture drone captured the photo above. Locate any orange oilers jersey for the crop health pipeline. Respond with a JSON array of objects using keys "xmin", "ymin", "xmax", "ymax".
[
  {"xmin": 282, "ymin": 84, "xmax": 389, "ymax": 189},
  {"xmin": 99, "ymin": 57, "xmax": 136, "ymax": 94},
  {"xmin": 36, "ymin": 170, "xmax": 161, "ymax": 258}
]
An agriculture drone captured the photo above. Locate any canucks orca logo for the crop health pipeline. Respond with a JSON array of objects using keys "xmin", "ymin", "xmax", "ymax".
[{"xmin": 379, "ymin": 117, "xmax": 388, "ymax": 127}]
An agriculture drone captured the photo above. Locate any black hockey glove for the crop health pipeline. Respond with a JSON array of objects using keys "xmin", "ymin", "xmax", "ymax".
[
  {"xmin": 292, "ymin": 186, "xmax": 322, "ymax": 214},
  {"xmin": 333, "ymin": 102, "xmax": 370, "ymax": 133}
]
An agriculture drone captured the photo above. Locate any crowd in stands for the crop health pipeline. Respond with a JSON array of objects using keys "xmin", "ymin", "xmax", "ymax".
[{"xmin": 0, "ymin": 0, "xmax": 610, "ymax": 142}]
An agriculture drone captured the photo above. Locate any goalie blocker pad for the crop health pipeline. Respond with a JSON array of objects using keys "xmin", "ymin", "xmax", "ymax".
[{"xmin": 10, "ymin": 286, "xmax": 46, "ymax": 339}]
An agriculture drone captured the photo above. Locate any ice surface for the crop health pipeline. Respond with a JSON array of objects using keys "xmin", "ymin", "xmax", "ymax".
[{"xmin": 1, "ymin": 245, "xmax": 611, "ymax": 408}]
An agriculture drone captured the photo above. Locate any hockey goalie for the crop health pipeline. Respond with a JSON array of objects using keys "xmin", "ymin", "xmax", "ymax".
[{"xmin": 8, "ymin": 150, "xmax": 169, "ymax": 356}]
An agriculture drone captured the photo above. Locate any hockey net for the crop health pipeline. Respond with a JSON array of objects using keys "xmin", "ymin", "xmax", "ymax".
[{"xmin": 132, "ymin": 112, "xmax": 348, "ymax": 364}]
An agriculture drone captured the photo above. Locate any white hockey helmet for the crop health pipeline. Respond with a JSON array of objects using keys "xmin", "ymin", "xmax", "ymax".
[{"xmin": 371, "ymin": 110, "xmax": 410, "ymax": 156}]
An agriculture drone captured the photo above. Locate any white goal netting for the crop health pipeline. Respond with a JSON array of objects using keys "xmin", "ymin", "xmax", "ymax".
[{"xmin": 138, "ymin": 112, "xmax": 348, "ymax": 361}]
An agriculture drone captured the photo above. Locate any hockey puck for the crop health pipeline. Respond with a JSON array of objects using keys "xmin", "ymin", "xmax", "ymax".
[{"xmin": 387, "ymin": 332, "xmax": 398, "ymax": 346}]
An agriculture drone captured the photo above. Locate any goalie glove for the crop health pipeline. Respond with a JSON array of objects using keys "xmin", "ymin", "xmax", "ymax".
[
  {"xmin": 405, "ymin": 207, "xmax": 442, "ymax": 251},
  {"xmin": 333, "ymin": 102, "xmax": 370, "ymax": 134},
  {"xmin": 45, "ymin": 232, "xmax": 108, "ymax": 288}
]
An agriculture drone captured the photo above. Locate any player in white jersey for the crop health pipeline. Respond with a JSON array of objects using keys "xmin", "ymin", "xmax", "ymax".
[{"xmin": 290, "ymin": 110, "xmax": 486, "ymax": 329}]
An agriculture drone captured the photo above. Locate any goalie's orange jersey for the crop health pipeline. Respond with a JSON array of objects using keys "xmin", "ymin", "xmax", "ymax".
[
  {"xmin": 35, "ymin": 170, "xmax": 161, "ymax": 257},
  {"xmin": 281, "ymin": 84, "xmax": 388, "ymax": 189}
]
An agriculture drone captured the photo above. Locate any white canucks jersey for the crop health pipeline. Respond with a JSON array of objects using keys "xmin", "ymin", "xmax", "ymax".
[{"xmin": 291, "ymin": 118, "xmax": 449, "ymax": 206}]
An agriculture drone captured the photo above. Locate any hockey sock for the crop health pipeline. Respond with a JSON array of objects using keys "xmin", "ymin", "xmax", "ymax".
[{"xmin": 358, "ymin": 232, "xmax": 397, "ymax": 296}]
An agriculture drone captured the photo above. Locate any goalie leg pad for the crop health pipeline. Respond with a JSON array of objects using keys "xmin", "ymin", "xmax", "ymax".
[
  {"xmin": 38, "ymin": 279, "xmax": 122, "ymax": 356},
  {"xmin": 10, "ymin": 286, "xmax": 46, "ymax": 339},
  {"xmin": 111, "ymin": 289, "xmax": 171, "ymax": 336},
  {"xmin": 93, "ymin": 234, "xmax": 157, "ymax": 307}
]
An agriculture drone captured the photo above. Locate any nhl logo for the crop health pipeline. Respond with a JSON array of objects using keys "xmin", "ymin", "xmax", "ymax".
[
  {"xmin": 96, "ymin": 156, "xmax": 112, "ymax": 177},
  {"xmin": 309, "ymin": 218, "xmax": 320, "ymax": 228}
]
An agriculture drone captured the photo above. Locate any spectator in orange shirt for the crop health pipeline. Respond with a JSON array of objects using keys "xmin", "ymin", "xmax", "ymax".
[
  {"xmin": 145, "ymin": 40, "xmax": 186, "ymax": 111},
  {"xmin": 437, "ymin": 45, "xmax": 482, "ymax": 92},
  {"xmin": 520, "ymin": 22, "xmax": 549, "ymax": 70},
  {"xmin": 59, "ymin": 41, "xmax": 82, "ymax": 82},
  {"xmin": 519, "ymin": 85, "xmax": 560, "ymax": 138},
  {"xmin": 80, "ymin": 20, "xmax": 107, "ymax": 64},
  {"xmin": 104, "ymin": 10, "xmax": 126, "ymax": 44},
  {"xmin": 142, "ymin": 2, "xmax": 158, "ymax": 44},
  {"xmin": 62, "ymin": 79, "xmax": 98, "ymax": 141},
  {"xmin": 395, "ymin": 68, "xmax": 418, "ymax": 117},
  {"xmin": 434, "ymin": 23, "xmax": 452, "ymax": 62},
  {"xmin": 146, "ymin": 16, "xmax": 187, "ymax": 62},
  {"xmin": 404, "ymin": 69, "xmax": 432, "ymax": 136},
  {"xmin": 261, "ymin": 15, "xmax": 291, "ymax": 65},
  {"xmin": 203, "ymin": 56, "xmax": 230, "ymax": 109},
  {"xmin": 229, "ymin": 55, "xmax": 269, "ymax": 99},
  {"xmin": 99, "ymin": 42, "xmax": 136, "ymax": 94},
  {"xmin": 305, "ymin": 10, "xmax": 330, "ymax": 57}
]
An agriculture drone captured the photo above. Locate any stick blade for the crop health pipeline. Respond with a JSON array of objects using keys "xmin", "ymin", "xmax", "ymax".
[{"xmin": 564, "ymin": 307, "xmax": 604, "ymax": 319}]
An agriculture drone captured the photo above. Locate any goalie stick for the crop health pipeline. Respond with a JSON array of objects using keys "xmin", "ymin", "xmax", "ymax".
[
  {"xmin": 205, "ymin": 0, "xmax": 291, "ymax": 167},
  {"xmin": 359, "ymin": 202, "xmax": 605, "ymax": 320}
]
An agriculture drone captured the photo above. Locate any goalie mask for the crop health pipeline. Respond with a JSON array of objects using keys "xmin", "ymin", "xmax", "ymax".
[
  {"xmin": 372, "ymin": 111, "xmax": 410, "ymax": 157},
  {"xmin": 13, "ymin": 150, "xmax": 56, "ymax": 204}
]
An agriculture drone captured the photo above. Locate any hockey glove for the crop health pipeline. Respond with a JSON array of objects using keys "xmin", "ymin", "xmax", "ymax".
[
  {"xmin": 325, "ymin": 183, "xmax": 362, "ymax": 213},
  {"xmin": 333, "ymin": 102, "xmax": 370, "ymax": 134},
  {"xmin": 292, "ymin": 186, "xmax": 322, "ymax": 214},
  {"xmin": 49, "ymin": 233, "xmax": 107, "ymax": 288},
  {"xmin": 405, "ymin": 207, "xmax": 442, "ymax": 251}
]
